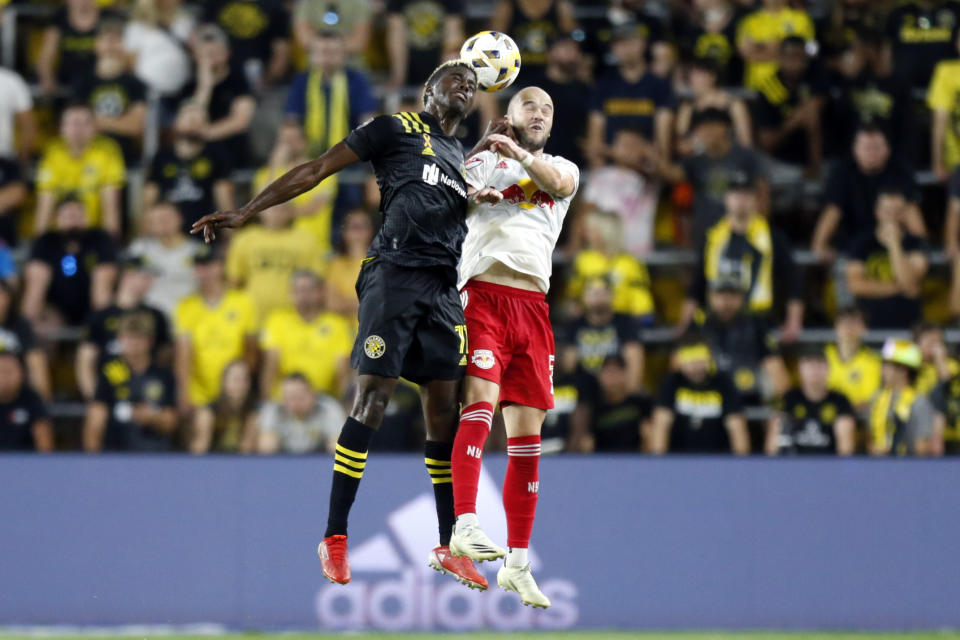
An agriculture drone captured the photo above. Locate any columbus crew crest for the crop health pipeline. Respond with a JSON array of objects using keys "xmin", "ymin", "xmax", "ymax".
[{"xmin": 364, "ymin": 335, "xmax": 386, "ymax": 359}]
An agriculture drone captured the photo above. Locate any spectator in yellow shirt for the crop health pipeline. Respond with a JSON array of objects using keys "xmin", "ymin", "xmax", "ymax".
[
  {"xmin": 326, "ymin": 208, "xmax": 375, "ymax": 319},
  {"xmin": 736, "ymin": 0, "xmax": 815, "ymax": 88},
  {"xmin": 253, "ymin": 122, "xmax": 338, "ymax": 255},
  {"xmin": 927, "ymin": 31, "xmax": 960, "ymax": 180},
  {"xmin": 260, "ymin": 270, "xmax": 354, "ymax": 399},
  {"xmin": 174, "ymin": 246, "xmax": 258, "ymax": 414},
  {"xmin": 35, "ymin": 103, "xmax": 125, "ymax": 236},
  {"xmin": 226, "ymin": 200, "xmax": 327, "ymax": 322},
  {"xmin": 825, "ymin": 305, "xmax": 881, "ymax": 414},
  {"xmin": 565, "ymin": 210, "xmax": 655, "ymax": 324}
]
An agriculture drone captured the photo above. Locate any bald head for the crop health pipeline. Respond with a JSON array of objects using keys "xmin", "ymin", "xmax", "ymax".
[{"xmin": 507, "ymin": 86, "xmax": 554, "ymax": 152}]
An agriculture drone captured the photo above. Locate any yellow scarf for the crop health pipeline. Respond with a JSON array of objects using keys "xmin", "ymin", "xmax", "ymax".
[
  {"xmin": 869, "ymin": 386, "xmax": 917, "ymax": 456},
  {"xmin": 704, "ymin": 215, "xmax": 773, "ymax": 312},
  {"xmin": 306, "ymin": 70, "xmax": 349, "ymax": 157}
]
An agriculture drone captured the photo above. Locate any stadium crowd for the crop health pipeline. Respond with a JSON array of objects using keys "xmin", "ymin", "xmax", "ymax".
[{"xmin": 1, "ymin": 0, "xmax": 960, "ymax": 456}]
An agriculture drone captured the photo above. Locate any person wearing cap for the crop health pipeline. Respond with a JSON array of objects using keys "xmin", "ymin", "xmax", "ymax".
[
  {"xmin": 178, "ymin": 24, "xmax": 255, "ymax": 163},
  {"xmin": 650, "ymin": 336, "xmax": 749, "ymax": 455},
  {"xmin": 681, "ymin": 169, "xmax": 802, "ymax": 341},
  {"xmin": 753, "ymin": 36, "xmax": 825, "ymax": 180},
  {"xmin": 825, "ymin": 305, "xmax": 881, "ymax": 414},
  {"xmin": 586, "ymin": 20, "xmax": 675, "ymax": 168},
  {"xmin": 143, "ymin": 102, "xmax": 236, "ymax": 234},
  {"xmin": 656, "ymin": 106, "xmax": 768, "ymax": 242},
  {"xmin": 846, "ymin": 189, "xmax": 929, "ymax": 330},
  {"xmin": 260, "ymin": 270, "xmax": 354, "ymax": 400},
  {"xmin": 868, "ymin": 338, "xmax": 935, "ymax": 456},
  {"xmin": 84, "ymin": 311, "xmax": 178, "ymax": 452},
  {"xmin": 676, "ymin": 57, "xmax": 751, "ymax": 148},
  {"xmin": 571, "ymin": 353, "xmax": 651, "ymax": 453},
  {"xmin": 174, "ymin": 246, "xmax": 258, "ymax": 417},
  {"xmin": 285, "ymin": 31, "xmax": 378, "ymax": 159},
  {"xmin": 34, "ymin": 103, "xmax": 125, "ymax": 237},
  {"xmin": 812, "ymin": 123, "xmax": 925, "ymax": 261},
  {"xmin": 767, "ymin": 346, "xmax": 856, "ymax": 456},
  {"xmin": 914, "ymin": 322, "xmax": 959, "ymax": 395},
  {"xmin": 556, "ymin": 275, "xmax": 644, "ymax": 393},
  {"xmin": 0, "ymin": 352, "xmax": 53, "ymax": 453},
  {"xmin": 735, "ymin": 0, "xmax": 815, "ymax": 90},
  {"xmin": 72, "ymin": 17, "xmax": 147, "ymax": 166},
  {"xmin": 201, "ymin": 0, "xmax": 290, "ymax": 87},
  {"xmin": 76, "ymin": 255, "xmax": 171, "ymax": 400},
  {"xmin": 22, "ymin": 198, "xmax": 119, "ymax": 327},
  {"xmin": 691, "ymin": 271, "xmax": 790, "ymax": 405}
]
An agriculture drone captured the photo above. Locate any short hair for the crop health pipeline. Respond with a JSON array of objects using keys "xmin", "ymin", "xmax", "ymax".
[
  {"xmin": 422, "ymin": 60, "xmax": 476, "ymax": 108},
  {"xmin": 835, "ymin": 305, "xmax": 865, "ymax": 321},
  {"xmin": 60, "ymin": 100, "xmax": 93, "ymax": 121},
  {"xmin": 291, "ymin": 269, "xmax": 323, "ymax": 285},
  {"xmin": 56, "ymin": 194, "xmax": 85, "ymax": 210},
  {"xmin": 689, "ymin": 56, "xmax": 720, "ymax": 76},
  {"xmin": 118, "ymin": 311, "xmax": 156, "ymax": 339},
  {"xmin": 283, "ymin": 372, "xmax": 312, "ymax": 386},
  {"xmin": 855, "ymin": 121, "xmax": 887, "ymax": 138},
  {"xmin": 780, "ymin": 35, "xmax": 808, "ymax": 52},
  {"xmin": 97, "ymin": 16, "xmax": 126, "ymax": 36}
]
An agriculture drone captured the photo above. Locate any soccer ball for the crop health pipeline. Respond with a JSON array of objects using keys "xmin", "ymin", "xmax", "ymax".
[{"xmin": 460, "ymin": 31, "xmax": 522, "ymax": 92}]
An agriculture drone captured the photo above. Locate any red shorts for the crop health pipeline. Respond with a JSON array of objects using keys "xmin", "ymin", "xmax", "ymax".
[{"xmin": 461, "ymin": 280, "xmax": 555, "ymax": 410}]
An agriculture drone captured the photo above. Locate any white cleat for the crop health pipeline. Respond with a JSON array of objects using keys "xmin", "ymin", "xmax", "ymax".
[
  {"xmin": 497, "ymin": 564, "xmax": 551, "ymax": 609},
  {"xmin": 449, "ymin": 522, "xmax": 506, "ymax": 562}
]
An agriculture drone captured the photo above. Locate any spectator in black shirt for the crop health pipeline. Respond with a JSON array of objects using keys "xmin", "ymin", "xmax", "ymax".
[
  {"xmin": 812, "ymin": 124, "xmax": 926, "ymax": 259},
  {"xmin": 514, "ymin": 33, "xmax": 590, "ymax": 169},
  {"xmin": 76, "ymin": 256, "xmax": 171, "ymax": 400},
  {"xmin": 74, "ymin": 18, "xmax": 148, "ymax": 166},
  {"xmin": 676, "ymin": 57, "xmax": 752, "ymax": 149},
  {"xmin": 944, "ymin": 165, "xmax": 960, "ymax": 260},
  {"xmin": 386, "ymin": 0, "xmax": 464, "ymax": 91},
  {"xmin": 83, "ymin": 311, "xmax": 178, "ymax": 452},
  {"xmin": 674, "ymin": 0, "xmax": 744, "ymax": 86},
  {"xmin": 36, "ymin": 0, "xmax": 111, "ymax": 94},
  {"xmin": 144, "ymin": 102, "xmax": 235, "ymax": 233},
  {"xmin": 847, "ymin": 190, "xmax": 929, "ymax": 330},
  {"xmin": 766, "ymin": 347, "xmax": 856, "ymax": 456},
  {"xmin": 575, "ymin": 354, "xmax": 651, "ymax": 453},
  {"xmin": 557, "ymin": 276, "xmax": 644, "ymax": 392},
  {"xmin": 885, "ymin": 0, "xmax": 960, "ymax": 90},
  {"xmin": 22, "ymin": 199, "xmax": 118, "ymax": 327},
  {"xmin": 180, "ymin": 25, "xmax": 256, "ymax": 164},
  {"xmin": 0, "ymin": 281, "xmax": 51, "ymax": 402},
  {"xmin": 753, "ymin": 36, "xmax": 825, "ymax": 178},
  {"xmin": 693, "ymin": 275, "xmax": 790, "ymax": 405},
  {"xmin": 0, "ymin": 352, "xmax": 53, "ymax": 452},
  {"xmin": 203, "ymin": 0, "xmax": 291, "ymax": 87},
  {"xmin": 650, "ymin": 337, "xmax": 749, "ymax": 455},
  {"xmin": 543, "ymin": 341, "xmax": 591, "ymax": 454},
  {"xmin": 0, "ymin": 157, "xmax": 27, "ymax": 247}
]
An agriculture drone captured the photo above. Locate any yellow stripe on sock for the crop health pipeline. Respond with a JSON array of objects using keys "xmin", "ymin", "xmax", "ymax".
[
  {"xmin": 335, "ymin": 455, "xmax": 365, "ymax": 471},
  {"xmin": 428, "ymin": 469, "xmax": 451, "ymax": 476},
  {"xmin": 431, "ymin": 477, "xmax": 453, "ymax": 484},
  {"xmin": 333, "ymin": 463, "xmax": 364, "ymax": 479},
  {"xmin": 336, "ymin": 444, "xmax": 368, "ymax": 460},
  {"xmin": 424, "ymin": 458, "xmax": 451, "ymax": 466}
]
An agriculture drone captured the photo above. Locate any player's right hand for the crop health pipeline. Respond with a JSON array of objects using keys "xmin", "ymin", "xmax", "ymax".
[
  {"xmin": 190, "ymin": 210, "xmax": 248, "ymax": 243},
  {"xmin": 472, "ymin": 187, "xmax": 503, "ymax": 205}
]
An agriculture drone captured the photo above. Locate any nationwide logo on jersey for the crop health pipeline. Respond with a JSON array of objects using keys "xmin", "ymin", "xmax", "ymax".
[
  {"xmin": 314, "ymin": 467, "xmax": 578, "ymax": 631},
  {"xmin": 471, "ymin": 349, "xmax": 495, "ymax": 370},
  {"xmin": 500, "ymin": 178, "xmax": 555, "ymax": 212}
]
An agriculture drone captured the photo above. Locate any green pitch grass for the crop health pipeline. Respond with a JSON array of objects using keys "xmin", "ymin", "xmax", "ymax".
[{"xmin": 6, "ymin": 632, "xmax": 960, "ymax": 640}]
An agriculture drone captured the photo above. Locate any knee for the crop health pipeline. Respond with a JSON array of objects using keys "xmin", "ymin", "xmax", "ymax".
[
  {"xmin": 350, "ymin": 386, "xmax": 391, "ymax": 428},
  {"xmin": 426, "ymin": 401, "xmax": 460, "ymax": 440}
]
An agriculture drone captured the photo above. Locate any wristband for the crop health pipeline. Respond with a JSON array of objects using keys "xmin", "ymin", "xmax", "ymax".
[{"xmin": 521, "ymin": 152, "xmax": 534, "ymax": 168}]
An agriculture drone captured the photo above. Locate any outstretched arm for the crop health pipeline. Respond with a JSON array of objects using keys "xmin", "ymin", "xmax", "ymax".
[{"xmin": 191, "ymin": 141, "xmax": 360, "ymax": 242}]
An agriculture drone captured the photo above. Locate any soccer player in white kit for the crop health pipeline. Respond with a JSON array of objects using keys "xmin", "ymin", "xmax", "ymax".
[{"xmin": 449, "ymin": 87, "xmax": 579, "ymax": 608}]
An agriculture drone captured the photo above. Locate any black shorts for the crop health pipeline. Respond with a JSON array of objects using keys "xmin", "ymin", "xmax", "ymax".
[{"xmin": 351, "ymin": 258, "xmax": 467, "ymax": 384}]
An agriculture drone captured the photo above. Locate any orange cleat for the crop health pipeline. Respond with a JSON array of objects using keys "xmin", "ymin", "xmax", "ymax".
[
  {"xmin": 318, "ymin": 535, "xmax": 351, "ymax": 584},
  {"xmin": 428, "ymin": 545, "xmax": 488, "ymax": 590}
]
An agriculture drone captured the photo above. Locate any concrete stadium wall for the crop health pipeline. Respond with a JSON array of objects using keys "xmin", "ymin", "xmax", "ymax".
[{"xmin": 1, "ymin": 455, "xmax": 958, "ymax": 632}]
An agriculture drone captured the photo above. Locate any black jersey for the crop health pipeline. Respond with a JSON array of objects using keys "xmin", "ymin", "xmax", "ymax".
[
  {"xmin": 656, "ymin": 370, "xmax": 743, "ymax": 454},
  {"xmin": 775, "ymin": 388, "xmax": 854, "ymax": 455},
  {"xmin": 345, "ymin": 111, "xmax": 468, "ymax": 272}
]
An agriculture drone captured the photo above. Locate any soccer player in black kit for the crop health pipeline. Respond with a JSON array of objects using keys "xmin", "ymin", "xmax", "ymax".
[{"xmin": 193, "ymin": 61, "xmax": 503, "ymax": 590}]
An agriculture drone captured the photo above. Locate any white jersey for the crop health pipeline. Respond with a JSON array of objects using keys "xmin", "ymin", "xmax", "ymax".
[{"xmin": 458, "ymin": 150, "xmax": 579, "ymax": 292}]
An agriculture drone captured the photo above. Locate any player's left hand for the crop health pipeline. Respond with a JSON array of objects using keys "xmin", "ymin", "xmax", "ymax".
[
  {"xmin": 472, "ymin": 186, "xmax": 503, "ymax": 205},
  {"xmin": 487, "ymin": 133, "xmax": 525, "ymax": 161}
]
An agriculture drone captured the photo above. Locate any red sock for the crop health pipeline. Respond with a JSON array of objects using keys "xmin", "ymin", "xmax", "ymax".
[
  {"xmin": 504, "ymin": 435, "xmax": 541, "ymax": 548},
  {"xmin": 451, "ymin": 401, "xmax": 494, "ymax": 516}
]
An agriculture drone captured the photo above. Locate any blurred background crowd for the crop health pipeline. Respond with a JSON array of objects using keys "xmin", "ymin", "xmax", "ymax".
[{"xmin": 0, "ymin": 0, "xmax": 959, "ymax": 457}]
